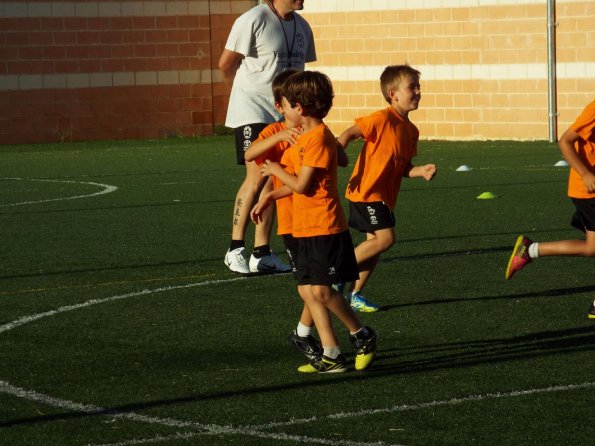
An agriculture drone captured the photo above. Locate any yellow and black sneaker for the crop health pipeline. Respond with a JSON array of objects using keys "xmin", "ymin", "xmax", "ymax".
[
  {"xmin": 588, "ymin": 302, "xmax": 595, "ymax": 320},
  {"xmin": 297, "ymin": 354, "xmax": 348, "ymax": 374},
  {"xmin": 350, "ymin": 326, "xmax": 377, "ymax": 371}
]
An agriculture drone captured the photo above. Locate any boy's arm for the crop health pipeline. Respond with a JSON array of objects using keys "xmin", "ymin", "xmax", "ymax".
[
  {"xmin": 404, "ymin": 163, "xmax": 437, "ymax": 181},
  {"xmin": 250, "ymin": 184, "xmax": 292, "ymax": 223},
  {"xmin": 244, "ymin": 127, "xmax": 301, "ymax": 162},
  {"xmin": 337, "ymin": 124, "xmax": 363, "ymax": 150},
  {"xmin": 261, "ymin": 161, "xmax": 315, "ymax": 194},
  {"xmin": 558, "ymin": 126, "xmax": 595, "ymax": 193}
]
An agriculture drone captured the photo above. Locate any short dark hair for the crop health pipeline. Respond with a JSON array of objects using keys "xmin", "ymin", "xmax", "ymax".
[
  {"xmin": 380, "ymin": 64, "xmax": 421, "ymax": 104},
  {"xmin": 283, "ymin": 71, "xmax": 334, "ymax": 119},
  {"xmin": 272, "ymin": 69, "xmax": 300, "ymax": 104}
]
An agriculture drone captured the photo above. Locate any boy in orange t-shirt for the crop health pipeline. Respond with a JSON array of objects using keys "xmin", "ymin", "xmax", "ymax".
[
  {"xmin": 506, "ymin": 100, "xmax": 595, "ymax": 319},
  {"xmin": 255, "ymin": 71, "xmax": 377, "ymax": 373},
  {"xmin": 337, "ymin": 65, "xmax": 437, "ymax": 312},
  {"xmin": 247, "ymin": 69, "xmax": 323, "ymax": 360}
]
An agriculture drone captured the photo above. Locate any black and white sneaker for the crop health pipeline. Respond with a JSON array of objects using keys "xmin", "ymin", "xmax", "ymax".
[{"xmin": 288, "ymin": 330, "xmax": 322, "ymax": 360}]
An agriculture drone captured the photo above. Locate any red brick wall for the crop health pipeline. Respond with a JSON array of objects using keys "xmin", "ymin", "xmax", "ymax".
[{"xmin": 0, "ymin": 0, "xmax": 246, "ymax": 144}]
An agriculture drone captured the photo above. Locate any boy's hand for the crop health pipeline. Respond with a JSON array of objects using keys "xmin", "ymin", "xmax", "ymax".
[
  {"xmin": 261, "ymin": 159, "xmax": 282, "ymax": 177},
  {"xmin": 278, "ymin": 127, "xmax": 302, "ymax": 145},
  {"xmin": 251, "ymin": 197, "xmax": 271, "ymax": 223},
  {"xmin": 421, "ymin": 163, "xmax": 437, "ymax": 181},
  {"xmin": 582, "ymin": 172, "xmax": 595, "ymax": 193}
]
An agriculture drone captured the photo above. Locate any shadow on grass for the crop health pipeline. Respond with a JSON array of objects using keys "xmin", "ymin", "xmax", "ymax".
[
  {"xmin": 379, "ymin": 285, "xmax": 595, "ymax": 311},
  {"xmin": 2, "ymin": 324, "xmax": 594, "ymax": 429}
]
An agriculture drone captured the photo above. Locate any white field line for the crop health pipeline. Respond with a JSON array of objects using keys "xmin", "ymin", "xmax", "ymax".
[
  {"xmin": 0, "ymin": 278, "xmax": 248, "ymax": 334},
  {"xmin": 0, "ymin": 380, "xmax": 401, "ymax": 446},
  {"xmin": 1, "ymin": 277, "xmax": 593, "ymax": 446},
  {"xmin": 0, "ymin": 177, "xmax": 118, "ymax": 206}
]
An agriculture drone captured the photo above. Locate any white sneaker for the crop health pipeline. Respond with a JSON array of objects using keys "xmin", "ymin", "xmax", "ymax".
[
  {"xmin": 224, "ymin": 247, "xmax": 249, "ymax": 274},
  {"xmin": 249, "ymin": 252, "xmax": 292, "ymax": 274}
]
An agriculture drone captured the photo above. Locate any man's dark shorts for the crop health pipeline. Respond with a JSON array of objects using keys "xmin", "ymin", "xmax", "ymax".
[
  {"xmin": 234, "ymin": 123, "xmax": 269, "ymax": 165},
  {"xmin": 348, "ymin": 201, "xmax": 396, "ymax": 233}
]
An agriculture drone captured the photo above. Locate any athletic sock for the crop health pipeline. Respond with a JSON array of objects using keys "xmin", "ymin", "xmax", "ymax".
[
  {"xmin": 528, "ymin": 242, "xmax": 539, "ymax": 258},
  {"xmin": 323, "ymin": 346, "xmax": 341, "ymax": 359},
  {"xmin": 296, "ymin": 322, "xmax": 312, "ymax": 337},
  {"xmin": 229, "ymin": 240, "xmax": 244, "ymax": 251},
  {"xmin": 252, "ymin": 245, "xmax": 271, "ymax": 258}
]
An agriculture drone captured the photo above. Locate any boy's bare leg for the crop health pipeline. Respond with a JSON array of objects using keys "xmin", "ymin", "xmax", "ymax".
[
  {"xmin": 311, "ymin": 285, "xmax": 361, "ymax": 333},
  {"xmin": 298, "ymin": 285, "xmax": 338, "ymax": 347},
  {"xmin": 298, "ymin": 304, "xmax": 315, "ymax": 327},
  {"xmin": 537, "ymin": 230, "xmax": 595, "ymax": 257},
  {"xmin": 351, "ymin": 228, "xmax": 395, "ymax": 292}
]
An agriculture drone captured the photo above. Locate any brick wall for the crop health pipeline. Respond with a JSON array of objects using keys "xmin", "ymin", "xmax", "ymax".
[
  {"xmin": 0, "ymin": 0, "xmax": 593, "ymax": 144},
  {"xmin": 0, "ymin": 0, "xmax": 249, "ymax": 144},
  {"xmin": 302, "ymin": 0, "xmax": 595, "ymax": 140}
]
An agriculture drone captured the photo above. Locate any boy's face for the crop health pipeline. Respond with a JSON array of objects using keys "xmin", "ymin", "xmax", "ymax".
[
  {"xmin": 390, "ymin": 74, "xmax": 421, "ymax": 116},
  {"xmin": 281, "ymin": 96, "xmax": 303, "ymax": 126}
]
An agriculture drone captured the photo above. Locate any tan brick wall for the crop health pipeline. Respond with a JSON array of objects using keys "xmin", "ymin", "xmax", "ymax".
[
  {"xmin": 301, "ymin": 0, "xmax": 595, "ymax": 140},
  {"xmin": 0, "ymin": 0, "xmax": 593, "ymax": 144}
]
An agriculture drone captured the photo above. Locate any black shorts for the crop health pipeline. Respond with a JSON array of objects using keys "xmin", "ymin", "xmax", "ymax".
[
  {"xmin": 234, "ymin": 123, "xmax": 268, "ymax": 165},
  {"xmin": 294, "ymin": 231, "xmax": 359, "ymax": 286},
  {"xmin": 571, "ymin": 197, "xmax": 595, "ymax": 232},
  {"xmin": 348, "ymin": 200, "xmax": 395, "ymax": 233},
  {"xmin": 282, "ymin": 234, "xmax": 298, "ymax": 275}
]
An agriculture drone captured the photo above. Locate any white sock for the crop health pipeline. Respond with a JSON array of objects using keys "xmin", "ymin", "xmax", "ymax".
[
  {"xmin": 323, "ymin": 346, "xmax": 341, "ymax": 359},
  {"xmin": 528, "ymin": 242, "xmax": 539, "ymax": 258},
  {"xmin": 296, "ymin": 322, "xmax": 312, "ymax": 337}
]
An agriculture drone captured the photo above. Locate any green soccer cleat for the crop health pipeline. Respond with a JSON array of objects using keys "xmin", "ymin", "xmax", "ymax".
[
  {"xmin": 297, "ymin": 354, "xmax": 348, "ymax": 374},
  {"xmin": 505, "ymin": 235, "xmax": 533, "ymax": 280},
  {"xmin": 588, "ymin": 302, "xmax": 595, "ymax": 320},
  {"xmin": 349, "ymin": 291, "xmax": 381, "ymax": 313},
  {"xmin": 350, "ymin": 326, "xmax": 377, "ymax": 371}
]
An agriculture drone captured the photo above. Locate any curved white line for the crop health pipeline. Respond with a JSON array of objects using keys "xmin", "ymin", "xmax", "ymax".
[{"xmin": 0, "ymin": 177, "xmax": 118, "ymax": 206}]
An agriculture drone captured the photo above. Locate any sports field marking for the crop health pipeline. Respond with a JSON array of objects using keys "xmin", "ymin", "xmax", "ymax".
[
  {"xmin": 1, "ymin": 277, "xmax": 593, "ymax": 446},
  {"xmin": 0, "ymin": 380, "xmax": 401, "ymax": 446},
  {"xmin": 0, "ymin": 177, "xmax": 118, "ymax": 206},
  {"xmin": 0, "ymin": 278, "xmax": 247, "ymax": 334},
  {"xmin": 0, "ymin": 273, "xmax": 215, "ymax": 296}
]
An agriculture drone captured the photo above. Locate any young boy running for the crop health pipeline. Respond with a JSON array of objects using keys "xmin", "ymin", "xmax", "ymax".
[
  {"xmin": 337, "ymin": 65, "xmax": 437, "ymax": 312},
  {"xmin": 506, "ymin": 100, "xmax": 595, "ymax": 319},
  {"xmin": 246, "ymin": 69, "xmax": 322, "ymax": 360},
  {"xmin": 256, "ymin": 70, "xmax": 377, "ymax": 373}
]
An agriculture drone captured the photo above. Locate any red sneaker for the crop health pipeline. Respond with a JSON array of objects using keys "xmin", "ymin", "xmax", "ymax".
[{"xmin": 505, "ymin": 235, "xmax": 533, "ymax": 280}]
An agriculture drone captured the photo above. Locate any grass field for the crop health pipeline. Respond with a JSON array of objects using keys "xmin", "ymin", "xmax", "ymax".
[{"xmin": 0, "ymin": 136, "xmax": 593, "ymax": 446}]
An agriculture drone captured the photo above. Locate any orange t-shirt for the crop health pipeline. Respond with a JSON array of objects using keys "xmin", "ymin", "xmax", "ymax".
[
  {"xmin": 567, "ymin": 100, "xmax": 595, "ymax": 199},
  {"xmin": 345, "ymin": 106, "xmax": 419, "ymax": 209},
  {"xmin": 281, "ymin": 123, "xmax": 348, "ymax": 237},
  {"xmin": 254, "ymin": 121, "xmax": 293, "ymax": 235}
]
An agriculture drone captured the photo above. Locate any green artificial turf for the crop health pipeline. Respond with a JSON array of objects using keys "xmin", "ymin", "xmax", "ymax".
[{"xmin": 0, "ymin": 137, "xmax": 593, "ymax": 445}]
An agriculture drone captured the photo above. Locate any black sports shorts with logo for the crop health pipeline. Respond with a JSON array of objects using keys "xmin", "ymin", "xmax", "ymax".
[
  {"xmin": 294, "ymin": 231, "xmax": 359, "ymax": 286},
  {"xmin": 348, "ymin": 201, "xmax": 396, "ymax": 233}
]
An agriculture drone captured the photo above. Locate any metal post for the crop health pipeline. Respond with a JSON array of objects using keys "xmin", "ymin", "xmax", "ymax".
[{"xmin": 547, "ymin": 0, "xmax": 558, "ymax": 142}]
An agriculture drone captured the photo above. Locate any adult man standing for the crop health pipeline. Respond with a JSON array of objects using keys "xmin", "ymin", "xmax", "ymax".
[{"xmin": 219, "ymin": 0, "xmax": 316, "ymax": 274}]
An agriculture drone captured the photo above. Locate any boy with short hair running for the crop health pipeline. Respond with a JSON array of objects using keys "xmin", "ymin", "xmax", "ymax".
[
  {"xmin": 255, "ymin": 70, "xmax": 377, "ymax": 373},
  {"xmin": 506, "ymin": 100, "xmax": 595, "ymax": 319},
  {"xmin": 337, "ymin": 65, "xmax": 437, "ymax": 312}
]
